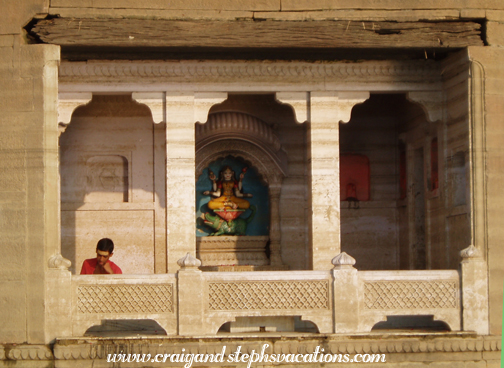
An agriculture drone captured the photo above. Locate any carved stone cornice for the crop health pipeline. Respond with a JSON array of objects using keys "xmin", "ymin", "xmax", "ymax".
[
  {"xmin": 49, "ymin": 335, "xmax": 500, "ymax": 360},
  {"xmin": 59, "ymin": 60, "xmax": 442, "ymax": 90},
  {"xmin": 3, "ymin": 345, "xmax": 53, "ymax": 360}
]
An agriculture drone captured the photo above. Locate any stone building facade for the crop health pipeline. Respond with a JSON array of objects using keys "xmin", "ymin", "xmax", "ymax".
[{"xmin": 1, "ymin": 1, "xmax": 503, "ymax": 366}]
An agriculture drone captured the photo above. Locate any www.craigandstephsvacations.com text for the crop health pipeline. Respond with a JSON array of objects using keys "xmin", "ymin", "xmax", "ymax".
[{"xmin": 106, "ymin": 344, "xmax": 387, "ymax": 367}]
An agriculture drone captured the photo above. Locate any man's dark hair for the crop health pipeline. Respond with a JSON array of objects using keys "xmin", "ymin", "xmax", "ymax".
[{"xmin": 96, "ymin": 238, "xmax": 114, "ymax": 254}]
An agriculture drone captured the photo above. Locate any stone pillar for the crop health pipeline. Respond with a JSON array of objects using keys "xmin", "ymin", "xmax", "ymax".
[
  {"xmin": 165, "ymin": 92, "xmax": 227, "ymax": 272},
  {"xmin": 132, "ymin": 92, "xmax": 167, "ymax": 273},
  {"xmin": 46, "ymin": 256, "xmax": 72, "ymax": 340},
  {"xmin": 268, "ymin": 182, "xmax": 283, "ymax": 266},
  {"xmin": 176, "ymin": 253, "xmax": 204, "ymax": 336},
  {"xmin": 309, "ymin": 92, "xmax": 369, "ymax": 270},
  {"xmin": 460, "ymin": 245, "xmax": 489, "ymax": 334},
  {"xmin": 331, "ymin": 252, "xmax": 359, "ymax": 333},
  {"xmin": 0, "ymin": 43, "xmax": 64, "ymax": 343}
]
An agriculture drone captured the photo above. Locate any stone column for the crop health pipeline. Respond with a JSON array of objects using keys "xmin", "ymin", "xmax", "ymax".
[
  {"xmin": 133, "ymin": 92, "xmax": 167, "ymax": 273},
  {"xmin": 165, "ymin": 92, "xmax": 227, "ymax": 273},
  {"xmin": 268, "ymin": 182, "xmax": 283, "ymax": 266},
  {"xmin": 460, "ymin": 245, "xmax": 489, "ymax": 334},
  {"xmin": 309, "ymin": 92, "xmax": 369, "ymax": 270}
]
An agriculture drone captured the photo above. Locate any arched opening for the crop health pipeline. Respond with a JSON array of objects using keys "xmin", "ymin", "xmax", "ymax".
[
  {"xmin": 195, "ymin": 94, "xmax": 310, "ymax": 270},
  {"xmin": 340, "ymin": 93, "xmax": 469, "ymax": 270},
  {"xmin": 59, "ymin": 94, "xmax": 167, "ymax": 274}
]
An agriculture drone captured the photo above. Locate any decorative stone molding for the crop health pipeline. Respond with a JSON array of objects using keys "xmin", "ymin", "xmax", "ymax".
[
  {"xmin": 48, "ymin": 254, "xmax": 71, "ymax": 270},
  {"xmin": 276, "ymin": 92, "xmax": 309, "ymax": 123},
  {"xmin": 407, "ymin": 91, "xmax": 444, "ymax": 123},
  {"xmin": 332, "ymin": 252, "xmax": 356, "ymax": 269},
  {"xmin": 50, "ymin": 335, "xmax": 501, "ymax": 360},
  {"xmin": 59, "ymin": 60, "xmax": 442, "ymax": 87},
  {"xmin": 57, "ymin": 92, "xmax": 92, "ymax": 135},
  {"xmin": 460, "ymin": 244, "xmax": 482, "ymax": 259},
  {"xmin": 177, "ymin": 253, "xmax": 202, "ymax": 269},
  {"xmin": 132, "ymin": 91, "xmax": 165, "ymax": 123},
  {"xmin": 468, "ymin": 59, "xmax": 487, "ymax": 258},
  {"xmin": 5, "ymin": 345, "xmax": 53, "ymax": 360}
]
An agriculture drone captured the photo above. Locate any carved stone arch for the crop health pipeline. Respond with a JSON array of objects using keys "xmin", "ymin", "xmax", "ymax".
[
  {"xmin": 195, "ymin": 111, "xmax": 288, "ymax": 181},
  {"xmin": 196, "ymin": 140, "xmax": 283, "ymax": 186}
]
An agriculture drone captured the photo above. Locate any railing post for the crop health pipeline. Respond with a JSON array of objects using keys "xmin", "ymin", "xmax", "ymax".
[
  {"xmin": 331, "ymin": 252, "xmax": 359, "ymax": 333},
  {"xmin": 176, "ymin": 253, "xmax": 204, "ymax": 336},
  {"xmin": 460, "ymin": 245, "xmax": 489, "ymax": 334},
  {"xmin": 46, "ymin": 256, "xmax": 72, "ymax": 339}
]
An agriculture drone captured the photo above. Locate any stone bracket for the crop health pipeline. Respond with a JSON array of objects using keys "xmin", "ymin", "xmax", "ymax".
[
  {"xmin": 58, "ymin": 92, "xmax": 92, "ymax": 135},
  {"xmin": 132, "ymin": 92, "xmax": 166, "ymax": 124},
  {"xmin": 276, "ymin": 91, "xmax": 369, "ymax": 125},
  {"xmin": 133, "ymin": 92, "xmax": 227, "ymax": 124},
  {"xmin": 332, "ymin": 92, "xmax": 370, "ymax": 124},
  {"xmin": 276, "ymin": 92, "xmax": 309, "ymax": 123},
  {"xmin": 194, "ymin": 92, "xmax": 228, "ymax": 123},
  {"xmin": 310, "ymin": 91, "xmax": 370, "ymax": 124},
  {"xmin": 407, "ymin": 91, "xmax": 444, "ymax": 123}
]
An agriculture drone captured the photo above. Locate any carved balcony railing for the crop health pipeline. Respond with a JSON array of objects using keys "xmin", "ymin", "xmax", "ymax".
[{"xmin": 65, "ymin": 247, "xmax": 487, "ymax": 337}]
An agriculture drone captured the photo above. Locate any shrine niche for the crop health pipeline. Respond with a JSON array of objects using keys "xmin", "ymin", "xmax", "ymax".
[{"xmin": 196, "ymin": 111, "xmax": 287, "ymax": 270}]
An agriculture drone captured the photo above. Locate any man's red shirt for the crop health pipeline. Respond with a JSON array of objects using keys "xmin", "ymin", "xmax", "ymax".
[{"xmin": 80, "ymin": 258, "xmax": 122, "ymax": 274}]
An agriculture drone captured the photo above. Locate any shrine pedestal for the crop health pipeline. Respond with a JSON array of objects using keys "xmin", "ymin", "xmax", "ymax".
[{"xmin": 196, "ymin": 236, "xmax": 271, "ymax": 267}]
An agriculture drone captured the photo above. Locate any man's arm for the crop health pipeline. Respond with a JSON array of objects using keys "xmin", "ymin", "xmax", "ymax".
[{"xmin": 102, "ymin": 261, "xmax": 115, "ymax": 274}]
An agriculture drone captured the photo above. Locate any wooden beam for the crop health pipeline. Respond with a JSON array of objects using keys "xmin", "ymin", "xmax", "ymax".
[{"xmin": 31, "ymin": 18, "xmax": 483, "ymax": 49}]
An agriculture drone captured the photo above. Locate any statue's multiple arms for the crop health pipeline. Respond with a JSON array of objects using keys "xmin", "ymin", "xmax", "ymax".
[{"xmin": 203, "ymin": 170, "xmax": 221, "ymax": 197}]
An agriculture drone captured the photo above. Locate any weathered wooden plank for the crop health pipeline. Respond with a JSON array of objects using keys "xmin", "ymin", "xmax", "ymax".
[{"xmin": 31, "ymin": 18, "xmax": 483, "ymax": 48}]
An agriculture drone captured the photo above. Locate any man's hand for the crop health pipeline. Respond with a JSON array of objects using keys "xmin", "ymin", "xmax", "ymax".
[
  {"xmin": 93, "ymin": 261, "xmax": 115, "ymax": 274},
  {"xmin": 102, "ymin": 261, "xmax": 114, "ymax": 274}
]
